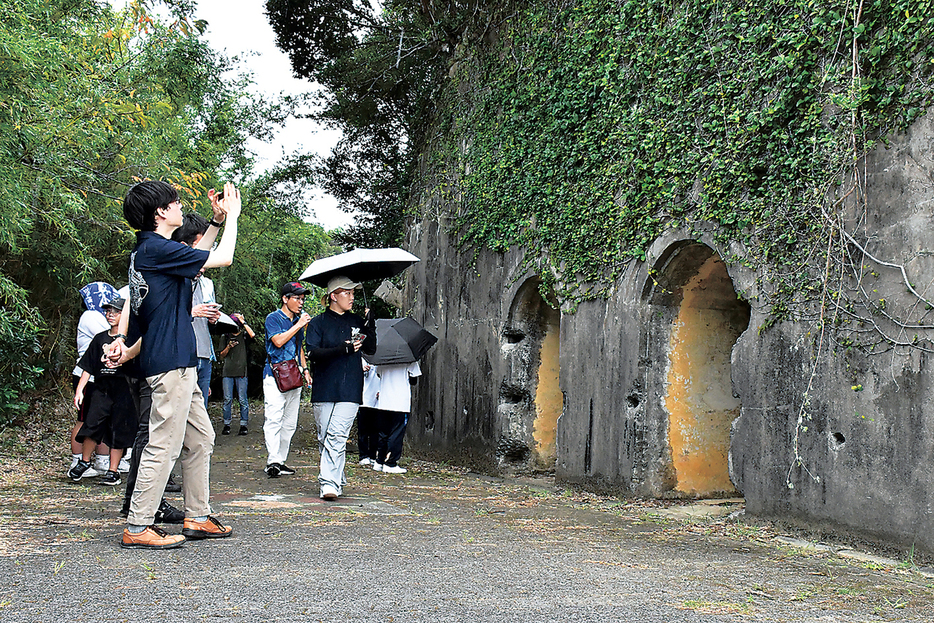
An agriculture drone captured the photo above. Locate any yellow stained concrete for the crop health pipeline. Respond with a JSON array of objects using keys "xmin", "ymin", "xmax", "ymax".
[
  {"xmin": 533, "ymin": 319, "xmax": 561, "ymax": 467},
  {"xmin": 664, "ymin": 256, "xmax": 743, "ymax": 495}
]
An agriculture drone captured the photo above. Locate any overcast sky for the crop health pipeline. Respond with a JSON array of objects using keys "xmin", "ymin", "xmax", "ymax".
[
  {"xmin": 193, "ymin": 1, "xmax": 351, "ymax": 230},
  {"xmin": 113, "ymin": 0, "xmax": 352, "ymax": 230}
]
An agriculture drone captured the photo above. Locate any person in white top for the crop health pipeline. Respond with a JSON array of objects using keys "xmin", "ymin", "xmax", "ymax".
[
  {"xmin": 357, "ymin": 361, "xmax": 380, "ymax": 466},
  {"xmin": 69, "ymin": 282, "xmax": 117, "ymax": 477},
  {"xmin": 370, "ymin": 361, "xmax": 421, "ymax": 474}
]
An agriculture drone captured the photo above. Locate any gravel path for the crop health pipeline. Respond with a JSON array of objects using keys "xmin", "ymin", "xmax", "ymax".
[{"xmin": 1, "ymin": 404, "xmax": 931, "ymax": 622}]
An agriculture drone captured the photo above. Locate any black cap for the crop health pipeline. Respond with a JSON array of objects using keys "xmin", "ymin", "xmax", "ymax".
[
  {"xmin": 102, "ymin": 296, "xmax": 126, "ymax": 311},
  {"xmin": 281, "ymin": 282, "xmax": 310, "ymax": 297}
]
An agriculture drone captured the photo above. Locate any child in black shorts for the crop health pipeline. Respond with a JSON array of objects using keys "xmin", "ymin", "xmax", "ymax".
[{"xmin": 70, "ymin": 297, "xmax": 138, "ymax": 486}]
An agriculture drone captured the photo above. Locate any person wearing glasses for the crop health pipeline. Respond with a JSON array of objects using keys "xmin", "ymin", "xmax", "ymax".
[
  {"xmin": 305, "ymin": 276, "xmax": 376, "ymax": 500},
  {"xmin": 262, "ymin": 282, "xmax": 312, "ymax": 478},
  {"xmin": 108, "ymin": 180, "xmax": 242, "ymax": 549}
]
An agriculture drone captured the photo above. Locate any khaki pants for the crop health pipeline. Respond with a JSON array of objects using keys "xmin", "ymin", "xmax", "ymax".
[{"xmin": 127, "ymin": 367, "xmax": 215, "ymax": 525}]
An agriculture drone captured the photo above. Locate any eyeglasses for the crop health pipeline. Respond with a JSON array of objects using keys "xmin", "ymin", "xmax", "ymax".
[{"xmin": 104, "ymin": 309, "xmax": 120, "ymax": 316}]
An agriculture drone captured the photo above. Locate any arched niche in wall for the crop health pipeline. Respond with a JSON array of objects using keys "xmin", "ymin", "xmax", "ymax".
[
  {"xmin": 643, "ymin": 241, "xmax": 750, "ymax": 497},
  {"xmin": 497, "ymin": 277, "xmax": 561, "ymax": 470}
]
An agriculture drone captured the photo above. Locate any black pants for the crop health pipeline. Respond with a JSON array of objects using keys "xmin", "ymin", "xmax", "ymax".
[
  {"xmin": 375, "ymin": 409, "xmax": 408, "ymax": 467},
  {"xmin": 122, "ymin": 379, "xmax": 152, "ymax": 513},
  {"xmin": 357, "ymin": 406, "xmax": 379, "ymax": 460}
]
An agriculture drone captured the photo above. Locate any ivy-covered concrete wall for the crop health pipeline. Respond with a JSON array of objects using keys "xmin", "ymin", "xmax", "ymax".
[
  {"xmin": 399, "ymin": 1, "xmax": 934, "ymax": 550},
  {"xmin": 403, "ymin": 116, "xmax": 934, "ymax": 552}
]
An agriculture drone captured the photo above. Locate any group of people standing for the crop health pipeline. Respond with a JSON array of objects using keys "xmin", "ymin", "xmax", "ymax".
[
  {"xmin": 67, "ymin": 179, "xmax": 420, "ymax": 551},
  {"xmin": 261, "ymin": 276, "xmax": 378, "ymax": 500}
]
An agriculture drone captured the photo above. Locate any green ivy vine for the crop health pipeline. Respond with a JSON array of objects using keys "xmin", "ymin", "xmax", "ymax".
[{"xmin": 423, "ymin": 0, "xmax": 934, "ymax": 318}]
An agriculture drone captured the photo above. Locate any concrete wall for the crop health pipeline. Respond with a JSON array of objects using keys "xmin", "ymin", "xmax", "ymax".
[{"xmin": 402, "ymin": 110, "xmax": 934, "ymax": 550}]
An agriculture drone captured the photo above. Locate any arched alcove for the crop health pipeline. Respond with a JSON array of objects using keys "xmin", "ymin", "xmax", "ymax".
[
  {"xmin": 644, "ymin": 242, "xmax": 750, "ymax": 496},
  {"xmin": 497, "ymin": 278, "xmax": 561, "ymax": 469}
]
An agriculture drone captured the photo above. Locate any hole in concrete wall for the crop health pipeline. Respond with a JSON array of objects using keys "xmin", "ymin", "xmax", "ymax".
[
  {"xmin": 503, "ymin": 328, "xmax": 526, "ymax": 344},
  {"xmin": 830, "ymin": 431, "xmax": 846, "ymax": 450},
  {"xmin": 497, "ymin": 437, "xmax": 531, "ymax": 462},
  {"xmin": 627, "ymin": 393, "xmax": 642, "ymax": 408},
  {"xmin": 425, "ymin": 410, "xmax": 435, "ymax": 432},
  {"xmin": 651, "ymin": 242, "xmax": 750, "ymax": 497},
  {"xmin": 500, "ymin": 383, "xmax": 530, "ymax": 404},
  {"xmin": 499, "ymin": 278, "xmax": 561, "ymax": 469}
]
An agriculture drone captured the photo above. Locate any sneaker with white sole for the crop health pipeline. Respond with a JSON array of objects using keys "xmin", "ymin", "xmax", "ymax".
[
  {"xmin": 382, "ymin": 464, "xmax": 407, "ymax": 474},
  {"xmin": 117, "ymin": 457, "xmax": 130, "ymax": 473},
  {"xmin": 320, "ymin": 485, "xmax": 339, "ymax": 500},
  {"xmin": 359, "ymin": 457, "xmax": 373, "ymax": 466},
  {"xmin": 99, "ymin": 470, "xmax": 121, "ymax": 486},
  {"xmin": 371, "ymin": 462, "xmax": 384, "ymax": 472},
  {"xmin": 68, "ymin": 460, "xmax": 102, "ymax": 482}
]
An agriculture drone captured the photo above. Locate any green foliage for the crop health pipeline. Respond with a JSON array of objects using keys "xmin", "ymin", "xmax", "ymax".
[
  {"xmin": 0, "ymin": 0, "xmax": 330, "ymax": 417},
  {"xmin": 0, "ymin": 309, "xmax": 42, "ymax": 425},
  {"xmin": 424, "ymin": 0, "xmax": 934, "ymax": 306},
  {"xmin": 210, "ymin": 192, "xmax": 336, "ymax": 338},
  {"xmin": 266, "ymin": 0, "xmax": 486, "ymax": 248}
]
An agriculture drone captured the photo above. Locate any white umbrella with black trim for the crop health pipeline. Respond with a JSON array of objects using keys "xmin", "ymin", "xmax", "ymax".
[{"xmin": 298, "ymin": 248, "xmax": 420, "ymax": 288}]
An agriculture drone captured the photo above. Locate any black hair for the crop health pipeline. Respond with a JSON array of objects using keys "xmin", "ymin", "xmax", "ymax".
[
  {"xmin": 170, "ymin": 212, "xmax": 210, "ymax": 245},
  {"xmin": 123, "ymin": 181, "xmax": 179, "ymax": 231}
]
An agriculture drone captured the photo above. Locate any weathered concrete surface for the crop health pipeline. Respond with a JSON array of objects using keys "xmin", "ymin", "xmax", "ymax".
[
  {"xmin": 403, "ymin": 106, "xmax": 934, "ymax": 552},
  {"xmin": 1, "ymin": 407, "xmax": 933, "ymax": 622}
]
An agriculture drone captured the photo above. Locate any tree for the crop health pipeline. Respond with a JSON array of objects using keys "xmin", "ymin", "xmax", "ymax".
[
  {"xmin": 265, "ymin": 0, "xmax": 485, "ymax": 248},
  {"xmin": 0, "ymin": 0, "xmax": 325, "ymax": 421}
]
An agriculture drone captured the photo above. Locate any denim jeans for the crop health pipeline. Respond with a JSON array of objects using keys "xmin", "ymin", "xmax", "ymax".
[
  {"xmin": 196, "ymin": 357, "xmax": 212, "ymax": 411},
  {"xmin": 222, "ymin": 376, "xmax": 249, "ymax": 425}
]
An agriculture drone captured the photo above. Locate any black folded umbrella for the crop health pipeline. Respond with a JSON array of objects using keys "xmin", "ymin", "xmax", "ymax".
[{"xmin": 364, "ymin": 317, "xmax": 437, "ymax": 365}]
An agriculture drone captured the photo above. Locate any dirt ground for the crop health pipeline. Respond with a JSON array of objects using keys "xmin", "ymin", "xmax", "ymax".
[{"xmin": 0, "ymin": 396, "xmax": 932, "ymax": 622}]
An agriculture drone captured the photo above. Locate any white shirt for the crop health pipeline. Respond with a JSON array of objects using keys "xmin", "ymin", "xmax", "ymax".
[
  {"xmin": 362, "ymin": 362, "xmax": 380, "ymax": 408},
  {"xmin": 72, "ymin": 310, "xmax": 110, "ymax": 379},
  {"xmin": 375, "ymin": 362, "xmax": 421, "ymax": 413}
]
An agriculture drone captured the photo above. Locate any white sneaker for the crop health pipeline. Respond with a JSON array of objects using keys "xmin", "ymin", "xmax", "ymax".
[
  {"xmin": 80, "ymin": 464, "xmax": 104, "ymax": 479},
  {"xmin": 371, "ymin": 462, "xmax": 384, "ymax": 472},
  {"xmin": 69, "ymin": 454, "xmax": 81, "ymax": 470},
  {"xmin": 382, "ymin": 465, "xmax": 407, "ymax": 474},
  {"xmin": 359, "ymin": 458, "xmax": 373, "ymax": 466},
  {"xmin": 93, "ymin": 455, "xmax": 110, "ymax": 473},
  {"xmin": 320, "ymin": 485, "xmax": 339, "ymax": 500},
  {"xmin": 117, "ymin": 457, "xmax": 130, "ymax": 473}
]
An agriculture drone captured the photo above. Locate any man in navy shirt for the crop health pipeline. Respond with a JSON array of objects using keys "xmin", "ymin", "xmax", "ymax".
[
  {"xmin": 111, "ymin": 180, "xmax": 242, "ymax": 550},
  {"xmin": 305, "ymin": 275, "xmax": 376, "ymax": 500}
]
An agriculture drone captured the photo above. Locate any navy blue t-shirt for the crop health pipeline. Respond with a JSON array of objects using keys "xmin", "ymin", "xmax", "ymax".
[
  {"xmin": 264, "ymin": 309, "xmax": 304, "ymax": 378},
  {"xmin": 127, "ymin": 231, "xmax": 209, "ymax": 377}
]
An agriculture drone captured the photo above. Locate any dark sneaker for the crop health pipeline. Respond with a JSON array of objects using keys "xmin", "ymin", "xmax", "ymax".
[
  {"xmin": 164, "ymin": 474, "xmax": 181, "ymax": 493},
  {"xmin": 182, "ymin": 516, "xmax": 232, "ymax": 539},
  {"xmin": 121, "ymin": 526, "xmax": 185, "ymax": 550},
  {"xmin": 99, "ymin": 470, "xmax": 121, "ymax": 486},
  {"xmin": 238, "ymin": 425, "xmax": 248, "ymax": 436},
  {"xmin": 264, "ymin": 463, "xmax": 281, "ymax": 478},
  {"xmin": 155, "ymin": 500, "xmax": 185, "ymax": 524},
  {"xmin": 68, "ymin": 459, "xmax": 99, "ymax": 482},
  {"xmin": 222, "ymin": 424, "xmax": 231, "ymax": 435},
  {"xmin": 278, "ymin": 464, "xmax": 295, "ymax": 475}
]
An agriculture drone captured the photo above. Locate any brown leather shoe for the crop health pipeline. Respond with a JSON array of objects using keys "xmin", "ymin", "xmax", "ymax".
[
  {"xmin": 182, "ymin": 516, "xmax": 232, "ymax": 539},
  {"xmin": 121, "ymin": 526, "xmax": 185, "ymax": 550}
]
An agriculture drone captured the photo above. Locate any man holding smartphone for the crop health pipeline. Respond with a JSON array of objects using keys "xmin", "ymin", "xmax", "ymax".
[
  {"xmin": 305, "ymin": 276, "xmax": 376, "ymax": 500},
  {"xmin": 172, "ymin": 213, "xmax": 221, "ymax": 410}
]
